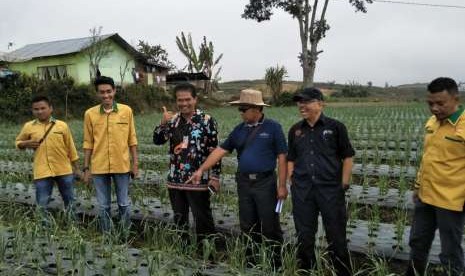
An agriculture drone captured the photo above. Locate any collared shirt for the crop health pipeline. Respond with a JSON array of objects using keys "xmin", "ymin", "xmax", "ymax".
[
  {"xmin": 83, "ymin": 102, "xmax": 137, "ymax": 174},
  {"xmin": 417, "ymin": 107, "xmax": 465, "ymax": 211},
  {"xmin": 16, "ymin": 118, "xmax": 78, "ymax": 180},
  {"xmin": 100, "ymin": 101, "xmax": 118, "ymax": 114},
  {"xmin": 221, "ymin": 115, "xmax": 288, "ymax": 173},
  {"xmin": 153, "ymin": 109, "xmax": 221, "ymax": 191},
  {"xmin": 288, "ymin": 114, "xmax": 355, "ymax": 185}
]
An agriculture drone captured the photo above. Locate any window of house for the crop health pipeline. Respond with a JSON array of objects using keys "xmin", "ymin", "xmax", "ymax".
[{"xmin": 37, "ymin": 65, "xmax": 68, "ymax": 81}]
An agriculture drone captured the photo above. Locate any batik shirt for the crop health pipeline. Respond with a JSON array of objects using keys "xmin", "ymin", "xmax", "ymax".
[{"xmin": 153, "ymin": 109, "xmax": 221, "ymax": 191}]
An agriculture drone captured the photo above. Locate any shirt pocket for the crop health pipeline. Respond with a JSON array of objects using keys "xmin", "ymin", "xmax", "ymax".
[
  {"xmin": 116, "ymin": 119, "xmax": 130, "ymax": 137},
  {"xmin": 47, "ymin": 124, "xmax": 64, "ymax": 139},
  {"xmin": 322, "ymin": 131, "xmax": 338, "ymax": 155},
  {"xmin": 443, "ymin": 135, "xmax": 465, "ymax": 157},
  {"xmin": 49, "ymin": 131, "xmax": 64, "ymax": 143}
]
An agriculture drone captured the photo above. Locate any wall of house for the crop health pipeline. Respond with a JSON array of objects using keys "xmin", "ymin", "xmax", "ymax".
[
  {"xmin": 75, "ymin": 41, "xmax": 136, "ymax": 85},
  {"xmin": 9, "ymin": 54, "xmax": 81, "ymax": 81},
  {"xmin": 9, "ymin": 40, "xmax": 136, "ymax": 85}
]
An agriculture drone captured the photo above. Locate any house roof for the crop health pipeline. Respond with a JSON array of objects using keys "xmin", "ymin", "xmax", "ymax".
[
  {"xmin": 2, "ymin": 33, "xmax": 169, "ymax": 68},
  {"xmin": 167, "ymin": 72, "xmax": 210, "ymax": 82},
  {"xmin": 3, "ymin": 34, "xmax": 115, "ymax": 61}
]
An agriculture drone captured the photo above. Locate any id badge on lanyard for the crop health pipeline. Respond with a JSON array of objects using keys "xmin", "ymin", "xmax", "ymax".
[{"xmin": 181, "ymin": 136, "xmax": 189, "ymax": 149}]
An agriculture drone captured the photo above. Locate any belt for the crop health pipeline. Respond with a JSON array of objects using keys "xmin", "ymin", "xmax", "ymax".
[{"xmin": 238, "ymin": 170, "xmax": 274, "ymax": 180}]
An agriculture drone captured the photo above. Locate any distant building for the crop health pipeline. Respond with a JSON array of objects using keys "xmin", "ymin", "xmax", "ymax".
[
  {"xmin": 1, "ymin": 33, "xmax": 169, "ymax": 87},
  {"xmin": 166, "ymin": 72, "xmax": 210, "ymax": 92}
]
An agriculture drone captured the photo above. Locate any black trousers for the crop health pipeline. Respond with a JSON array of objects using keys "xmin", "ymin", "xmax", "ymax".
[
  {"xmin": 236, "ymin": 172, "xmax": 283, "ymax": 264},
  {"xmin": 236, "ymin": 172, "xmax": 283, "ymax": 242},
  {"xmin": 168, "ymin": 188, "xmax": 216, "ymax": 241},
  {"xmin": 407, "ymin": 198, "xmax": 465, "ymax": 276},
  {"xmin": 291, "ymin": 183, "xmax": 351, "ymax": 276}
]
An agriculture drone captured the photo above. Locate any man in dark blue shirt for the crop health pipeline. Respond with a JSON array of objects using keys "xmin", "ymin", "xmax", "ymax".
[
  {"xmin": 188, "ymin": 89, "xmax": 288, "ymax": 267},
  {"xmin": 288, "ymin": 88, "xmax": 355, "ymax": 276}
]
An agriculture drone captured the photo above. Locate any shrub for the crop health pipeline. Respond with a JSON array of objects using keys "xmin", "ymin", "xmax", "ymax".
[
  {"xmin": 333, "ymin": 82, "xmax": 370, "ymax": 98},
  {"xmin": 118, "ymin": 84, "xmax": 171, "ymax": 114},
  {"xmin": 0, "ymin": 74, "xmax": 171, "ymax": 122},
  {"xmin": 274, "ymin": 91, "xmax": 295, "ymax": 106}
]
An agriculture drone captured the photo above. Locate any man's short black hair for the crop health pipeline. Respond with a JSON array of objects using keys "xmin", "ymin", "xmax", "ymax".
[
  {"xmin": 94, "ymin": 76, "xmax": 115, "ymax": 90},
  {"xmin": 32, "ymin": 95, "xmax": 52, "ymax": 106},
  {"xmin": 293, "ymin": 87, "xmax": 324, "ymax": 102},
  {"xmin": 428, "ymin": 77, "xmax": 458, "ymax": 95},
  {"xmin": 174, "ymin": 82, "xmax": 197, "ymax": 98}
]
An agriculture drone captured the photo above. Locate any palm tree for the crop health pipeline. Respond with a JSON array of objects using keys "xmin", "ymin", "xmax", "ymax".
[
  {"xmin": 175, "ymin": 32, "xmax": 204, "ymax": 73},
  {"xmin": 265, "ymin": 65, "xmax": 288, "ymax": 104},
  {"xmin": 176, "ymin": 32, "xmax": 223, "ymax": 97},
  {"xmin": 199, "ymin": 36, "xmax": 223, "ymax": 97}
]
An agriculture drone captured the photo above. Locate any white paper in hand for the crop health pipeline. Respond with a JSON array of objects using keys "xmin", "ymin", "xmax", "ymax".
[{"xmin": 275, "ymin": 199, "xmax": 284, "ymax": 213}]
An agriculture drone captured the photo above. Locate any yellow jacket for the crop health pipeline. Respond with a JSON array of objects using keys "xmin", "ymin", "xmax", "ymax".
[
  {"xmin": 417, "ymin": 107, "xmax": 465, "ymax": 211},
  {"xmin": 83, "ymin": 103, "xmax": 137, "ymax": 174},
  {"xmin": 16, "ymin": 118, "xmax": 78, "ymax": 180}
]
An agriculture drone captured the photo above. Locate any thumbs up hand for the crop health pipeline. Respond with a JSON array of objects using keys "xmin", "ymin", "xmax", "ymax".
[{"xmin": 161, "ymin": 106, "xmax": 174, "ymax": 125}]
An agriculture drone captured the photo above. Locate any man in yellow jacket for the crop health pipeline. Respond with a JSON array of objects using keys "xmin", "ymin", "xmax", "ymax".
[
  {"xmin": 407, "ymin": 77, "xmax": 465, "ymax": 276},
  {"xmin": 16, "ymin": 96, "xmax": 80, "ymax": 223},
  {"xmin": 82, "ymin": 76, "xmax": 138, "ymax": 234}
]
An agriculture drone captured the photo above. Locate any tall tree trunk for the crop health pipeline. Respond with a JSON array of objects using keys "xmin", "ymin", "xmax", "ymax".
[
  {"xmin": 307, "ymin": 42, "xmax": 318, "ymax": 87},
  {"xmin": 306, "ymin": 0, "xmax": 329, "ymax": 88},
  {"xmin": 300, "ymin": 0, "xmax": 312, "ymax": 88},
  {"xmin": 307, "ymin": 63, "xmax": 315, "ymax": 87},
  {"xmin": 302, "ymin": 60, "xmax": 312, "ymax": 88}
]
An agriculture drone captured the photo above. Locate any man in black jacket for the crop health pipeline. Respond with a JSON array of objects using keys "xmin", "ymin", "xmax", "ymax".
[{"xmin": 288, "ymin": 87, "xmax": 355, "ymax": 275}]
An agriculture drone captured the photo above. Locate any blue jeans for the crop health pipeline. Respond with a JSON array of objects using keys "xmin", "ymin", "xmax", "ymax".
[
  {"xmin": 34, "ymin": 174, "xmax": 75, "ymax": 221},
  {"xmin": 92, "ymin": 173, "xmax": 131, "ymax": 232}
]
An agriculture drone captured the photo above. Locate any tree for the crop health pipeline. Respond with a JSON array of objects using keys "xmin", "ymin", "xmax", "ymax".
[
  {"xmin": 84, "ymin": 26, "xmax": 113, "ymax": 80},
  {"xmin": 175, "ymin": 32, "xmax": 223, "ymax": 97},
  {"xmin": 199, "ymin": 36, "xmax": 223, "ymax": 97},
  {"xmin": 176, "ymin": 32, "xmax": 204, "ymax": 73},
  {"xmin": 265, "ymin": 64, "xmax": 288, "ymax": 104},
  {"xmin": 137, "ymin": 40, "xmax": 176, "ymax": 70},
  {"xmin": 119, "ymin": 59, "xmax": 131, "ymax": 87},
  {"xmin": 242, "ymin": 0, "xmax": 372, "ymax": 87}
]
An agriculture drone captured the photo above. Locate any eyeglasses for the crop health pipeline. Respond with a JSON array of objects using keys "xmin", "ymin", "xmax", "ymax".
[{"xmin": 238, "ymin": 106, "xmax": 252, "ymax": 113}]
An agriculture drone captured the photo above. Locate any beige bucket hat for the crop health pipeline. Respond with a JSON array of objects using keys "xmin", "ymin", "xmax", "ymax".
[{"xmin": 228, "ymin": 89, "xmax": 270, "ymax": 106}]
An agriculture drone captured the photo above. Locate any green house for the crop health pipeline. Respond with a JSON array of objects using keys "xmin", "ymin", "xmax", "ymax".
[{"xmin": 3, "ymin": 33, "xmax": 169, "ymax": 87}]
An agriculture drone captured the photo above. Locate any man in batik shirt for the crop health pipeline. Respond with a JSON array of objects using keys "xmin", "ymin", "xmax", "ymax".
[{"xmin": 153, "ymin": 83, "xmax": 221, "ymax": 244}]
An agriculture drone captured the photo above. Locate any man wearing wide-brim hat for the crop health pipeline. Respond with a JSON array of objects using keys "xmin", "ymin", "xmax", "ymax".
[{"xmin": 188, "ymin": 89, "xmax": 288, "ymax": 267}]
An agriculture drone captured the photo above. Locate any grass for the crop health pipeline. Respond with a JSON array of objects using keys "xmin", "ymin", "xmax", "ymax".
[{"xmin": 0, "ymin": 102, "xmax": 456, "ymax": 275}]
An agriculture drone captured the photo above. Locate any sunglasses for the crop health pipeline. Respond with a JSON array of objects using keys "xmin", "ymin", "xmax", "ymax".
[{"xmin": 238, "ymin": 106, "xmax": 253, "ymax": 112}]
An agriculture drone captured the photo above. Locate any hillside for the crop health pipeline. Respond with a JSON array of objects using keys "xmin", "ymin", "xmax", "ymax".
[{"xmin": 218, "ymin": 80, "xmax": 431, "ymax": 101}]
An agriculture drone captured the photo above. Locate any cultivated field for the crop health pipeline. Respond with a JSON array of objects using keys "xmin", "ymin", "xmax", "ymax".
[{"xmin": 0, "ymin": 103, "xmax": 449, "ymax": 275}]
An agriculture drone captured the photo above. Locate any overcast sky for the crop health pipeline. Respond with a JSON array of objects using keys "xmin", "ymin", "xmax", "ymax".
[{"xmin": 1, "ymin": 0, "xmax": 464, "ymax": 86}]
